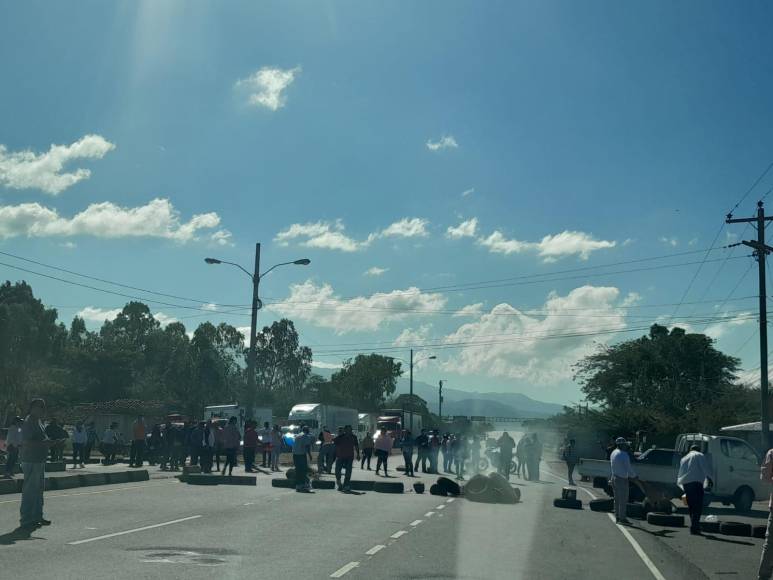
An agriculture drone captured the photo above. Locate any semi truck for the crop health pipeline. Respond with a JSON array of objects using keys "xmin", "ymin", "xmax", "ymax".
[
  {"xmin": 287, "ymin": 404, "xmax": 359, "ymax": 432},
  {"xmin": 376, "ymin": 409, "xmax": 423, "ymax": 441},
  {"xmin": 204, "ymin": 404, "xmax": 272, "ymax": 436}
]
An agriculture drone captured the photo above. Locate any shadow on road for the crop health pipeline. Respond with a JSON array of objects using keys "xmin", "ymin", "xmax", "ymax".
[
  {"xmin": 0, "ymin": 527, "xmax": 41, "ymax": 546},
  {"xmin": 703, "ymin": 534, "xmax": 756, "ymax": 546}
]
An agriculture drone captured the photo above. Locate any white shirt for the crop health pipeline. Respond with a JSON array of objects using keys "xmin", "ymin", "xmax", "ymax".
[
  {"xmin": 610, "ymin": 448, "xmax": 637, "ymax": 479},
  {"xmin": 677, "ymin": 450, "xmax": 710, "ymax": 486},
  {"xmin": 258, "ymin": 428, "xmax": 272, "ymax": 443}
]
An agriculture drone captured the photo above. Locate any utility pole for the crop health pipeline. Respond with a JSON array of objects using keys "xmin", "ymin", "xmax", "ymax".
[
  {"xmin": 726, "ymin": 201, "xmax": 773, "ymax": 451},
  {"xmin": 438, "ymin": 380, "xmax": 444, "ymax": 421},
  {"xmin": 246, "ymin": 243, "xmax": 261, "ymax": 420},
  {"xmin": 409, "ymin": 349, "xmax": 414, "ymax": 432}
]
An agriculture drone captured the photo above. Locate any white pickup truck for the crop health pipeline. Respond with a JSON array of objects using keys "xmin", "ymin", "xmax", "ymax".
[{"xmin": 576, "ymin": 433, "xmax": 767, "ymax": 512}]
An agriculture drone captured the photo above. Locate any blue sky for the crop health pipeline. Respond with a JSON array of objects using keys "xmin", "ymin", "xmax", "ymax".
[{"xmin": 1, "ymin": 1, "xmax": 773, "ymax": 404}]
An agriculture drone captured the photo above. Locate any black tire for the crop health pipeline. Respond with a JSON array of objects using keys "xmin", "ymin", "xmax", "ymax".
[
  {"xmin": 643, "ymin": 500, "xmax": 673, "ymax": 515},
  {"xmin": 734, "ymin": 487, "xmax": 754, "ymax": 513},
  {"xmin": 553, "ymin": 498, "xmax": 582, "ymax": 510},
  {"xmin": 487, "ymin": 472, "xmax": 511, "ymax": 489},
  {"xmin": 349, "ymin": 480, "xmax": 374, "ymax": 491},
  {"xmin": 374, "ymin": 481, "xmax": 404, "ymax": 494},
  {"xmin": 720, "ymin": 521, "xmax": 752, "ymax": 537},
  {"xmin": 436, "ymin": 476, "xmax": 461, "ymax": 496},
  {"xmin": 646, "ymin": 512, "xmax": 684, "ymax": 527},
  {"xmin": 312, "ymin": 480, "xmax": 335, "ymax": 490},
  {"xmin": 285, "ymin": 468, "xmax": 296, "ymax": 480},
  {"xmin": 589, "ymin": 498, "xmax": 614, "ymax": 513},
  {"xmin": 754, "ymin": 525, "xmax": 767, "ymax": 539},
  {"xmin": 413, "ymin": 482, "xmax": 425, "ymax": 494},
  {"xmin": 396, "ymin": 465, "xmax": 406, "ymax": 471},
  {"xmin": 185, "ymin": 474, "xmax": 219, "ymax": 486},
  {"xmin": 592, "ymin": 477, "xmax": 608, "ymax": 490},
  {"xmin": 430, "ymin": 483, "xmax": 446, "ymax": 496},
  {"xmin": 464, "ymin": 474, "xmax": 490, "ymax": 496},
  {"xmin": 626, "ymin": 503, "xmax": 646, "ymax": 520},
  {"xmin": 700, "ymin": 520, "xmax": 720, "ymax": 534},
  {"xmin": 271, "ymin": 478, "xmax": 295, "ymax": 489}
]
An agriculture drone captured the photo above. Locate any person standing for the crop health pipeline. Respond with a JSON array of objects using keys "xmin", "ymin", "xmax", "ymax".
[
  {"xmin": 317, "ymin": 426, "xmax": 334, "ymax": 474},
  {"xmin": 515, "ymin": 435, "xmax": 529, "ymax": 479},
  {"xmin": 470, "ymin": 435, "xmax": 481, "ymax": 475},
  {"xmin": 19, "ymin": 399, "xmax": 57, "ymax": 530},
  {"xmin": 360, "ymin": 431, "xmax": 374, "ymax": 470},
  {"xmin": 401, "ymin": 430, "xmax": 415, "ymax": 476},
  {"xmin": 454, "ymin": 434, "xmax": 468, "ymax": 481},
  {"xmin": 374, "ymin": 428, "xmax": 393, "ymax": 476},
  {"xmin": 213, "ymin": 420, "xmax": 224, "ymax": 473},
  {"xmin": 243, "ymin": 421, "xmax": 258, "ymax": 473},
  {"xmin": 44, "ymin": 418, "xmax": 67, "ymax": 462},
  {"xmin": 757, "ymin": 446, "xmax": 773, "ymax": 579},
  {"xmin": 148, "ymin": 424, "xmax": 162, "ymax": 465},
  {"xmin": 160, "ymin": 420, "xmax": 174, "ymax": 470},
  {"xmin": 677, "ymin": 444, "xmax": 712, "ymax": 535},
  {"xmin": 334, "ymin": 425, "xmax": 360, "ymax": 492},
  {"xmin": 129, "ymin": 415, "xmax": 146, "ymax": 468},
  {"xmin": 72, "ymin": 422, "xmax": 87, "ymax": 468},
  {"xmin": 3, "ymin": 416, "xmax": 23, "ymax": 478},
  {"xmin": 429, "ymin": 430, "xmax": 441, "ymax": 474},
  {"xmin": 259, "ymin": 421, "xmax": 272, "ymax": 468},
  {"xmin": 189, "ymin": 421, "xmax": 205, "ymax": 467},
  {"xmin": 497, "ymin": 432, "xmax": 516, "ymax": 478},
  {"xmin": 270, "ymin": 424, "xmax": 283, "ymax": 472},
  {"xmin": 222, "ymin": 417, "xmax": 240, "ymax": 476},
  {"xmin": 528, "ymin": 433, "xmax": 543, "ymax": 481},
  {"xmin": 200, "ymin": 421, "xmax": 215, "ymax": 474},
  {"xmin": 414, "ymin": 429, "xmax": 429, "ymax": 473},
  {"xmin": 562, "ymin": 438, "xmax": 579, "ymax": 485},
  {"xmin": 84, "ymin": 421, "xmax": 97, "ymax": 464},
  {"xmin": 441, "ymin": 434, "xmax": 452, "ymax": 473},
  {"xmin": 293, "ymin": 425, "xmax": 314, "ymax": 493},
  {"xmin": 101, "ymin": 422, "xmax": 119, "ymax": 465},
  {"xmin": 610, "ymin": 437, "xmax": 637, "ymax": 525}
]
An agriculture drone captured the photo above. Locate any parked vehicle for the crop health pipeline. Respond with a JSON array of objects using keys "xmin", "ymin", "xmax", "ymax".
[
  {"xmin": 376, "ymin": 409, "xmax": 423, "ymax": 443},
  {"xmin": 204, "ymin": 404, "xmax": 272, "ymax": 436},
  {"xmin": 287, "ymin": 404, "xmax": 358, "ymax": 433},
  {"xmin": 577, "ymin": 433, "xmax": 766, "ymax": 511},
  {"xmin": 358, "ymin": 413, "xmax": 377, "ymax": 435}
]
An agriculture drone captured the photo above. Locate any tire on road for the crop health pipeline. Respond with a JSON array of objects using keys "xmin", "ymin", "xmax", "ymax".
[
  {"xmin": 589, "ymin": 498, "xmax": 614, "ymax": 512},
  {"xmin": 430, "ymin": 483, "xmax": 446, "ymax": 496},
  {"xmin": 436, "ymin": 477, "xmax": 461, "ymax": 496},
  {"xmin": 720, "ymin": 521, "xmax": 752, "ymax": 537},
  {"xmin": 646, "ymin": 512, "xmax": 684, "ymax": 527},
  {"xmin": 464, "ymin": 474, "xmax": 490, "ymax": 496},
  {"xmin": 374, "ymin": 481, "xmax": 404, "ymax": 494},
  {"xmin": 626, "ymin": 503, "xmax": 646, "ymax": 520},
  {"xmin": 733, "ymin": 487, "xmax": 754, "ymax": 513},
  {"xmin": 312, "ymin": 479, "xmax": 336, "ymax": 490},
  {"xmin": 185, "ymin": 474, "xmax": 219, "ymax": 486},
  {"xmin": 349, "ymin": 480, "xmax": 374, "ymax": 491},
  {"xmin": 700, "ymin": 520, "xmax": 720, "ymax": 534},
  {"xmin": 754, "ymin": 525, "xmax": 767, "ymax": 539},
  {"xmin": 271, "ymin": 478, "xmax": 295, "ymax": 489},
  {"xmin": 413, "ymin": 482, "xmax": 425, "ymax": 494},
  {"xmin": 553, "ymin": 498, "xmax": 582, "ymax": 510},
  {"xmin": 592, "ymin": 477, "xmax": 608, "ymax": 490},
  {"xmin": 285, "ymin": 468, "xmax": 296, "ymax": 480}
]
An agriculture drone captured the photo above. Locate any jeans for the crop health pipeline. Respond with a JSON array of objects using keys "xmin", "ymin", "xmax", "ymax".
[
  {"xmin": 613, "ymin": 476, "xmax": 630, "ymax": 521},
  {"xmin": 130, "ymin": 440, "xmax": 144, "ymax": 466},
  {"xmin": 500, "ymin": 453, "xmax": 513, "ymax": 478},
  {"xmin": 430, "ymin": 450, "xmax": 439, "ymax": 473},
  {"xmin": 243, "ymin": 448, "xmax": 256, "ymax": 471},
  {"xmin": 318, "ymin": 443, "xmax": 334, "ymax": 473},
  {"xmin": 293, "ymin": 454, "xmax": 309, "ymax": 489},
  {"xmin": 335, "ymin": 457, "xmax": 354, "ymax": 488},
  {"xmin": 20, "ymin": 462, "xmax": 45, "ymax": 527},
  {"xmin": 4, "ymin": 445, "xmax": 19, "ymax": 476},
  {"xmin": 375, "ymin": 449, "xmax": 389, "ymax": 474},
  {"xmin": 402, "ymin": 450, "xmax": 414, "ymax": 476},
  {"xmin": 222, "ymin": 449, "xmax": 237, "ymax": 474},
  {"xmin": 456, "ymin": 456, "xmax": 465, "ymax": 479},
  {"xmin": 567, "ymin": 462, "xmax": 576, "ymax": 484},
  {"xmin": 271, "ymin": 447, "xmax": 281, "ymax": 470},
  {"xmin": 84, "ymin": 442, "xmax": 93, "ymax": 463},
  {"xmin": 443, "ymin": 451, "xmax": 452, "ymax": 472},
  {"xmin": 72, "ymin": 443, "xmax": 85, "ymax": 466},
  {"xmin": 262, "ymin": 447, "xmax": 269, "ymax": 467},
  {"xmin": 759, "ymin": 509, "xmax": 773, "ymax": 579},
  {"xmin": 683, "ymin": 481, "xmax": 704, "ymax": 531},
  {"xmin": 361, "ymin": 448, "xmax": 372, "ymax": 469},
  {"xmin": 415, "ymin": 449, "xmax": 428, "ymax": 472}
]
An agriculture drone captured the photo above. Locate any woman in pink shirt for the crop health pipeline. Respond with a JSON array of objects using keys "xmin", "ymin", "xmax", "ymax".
[{"xmin": 374, "ymin": 428, "xmax": 394, "ymax": 476}]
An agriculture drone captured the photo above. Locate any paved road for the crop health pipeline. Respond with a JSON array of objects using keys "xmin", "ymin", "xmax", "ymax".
[{"xmin": 0, "ymin": 459, "xmax": 767, "ymax": 579}]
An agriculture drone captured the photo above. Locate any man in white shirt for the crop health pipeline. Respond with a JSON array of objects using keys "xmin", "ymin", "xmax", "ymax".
[
  {"xmin": 677, "ymin": 444, "xmax": 712, "ymax": 535},
  {"xmin": 293, "ymin": 426, "xmax": 314, "ymax": 493},
  {"xmin": 3, "ymin": 416, "xmax": 23, "ymax": 478},
  {"xmin": 610, "ymin": 437, "xmax": 637, "ymax": 524},
  {"xmin": 258, "ymin": 422, "xmax": 272, "ymax": 468}
]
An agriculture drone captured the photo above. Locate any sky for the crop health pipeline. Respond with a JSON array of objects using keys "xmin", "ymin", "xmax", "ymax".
[{"xmin": 1, "ymin": 1, "xmax": 773, "ymax": 404}]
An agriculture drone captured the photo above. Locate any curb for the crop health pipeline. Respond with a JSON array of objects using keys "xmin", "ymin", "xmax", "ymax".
[{"xmin": 0, "ymin": 470, "xmax": 150, "ymax": 495}]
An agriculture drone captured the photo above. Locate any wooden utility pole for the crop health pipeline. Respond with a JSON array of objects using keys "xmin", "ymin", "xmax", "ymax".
[{"xmin": 726, "ymin": 201, "xmax": 773, "ymax": 451}]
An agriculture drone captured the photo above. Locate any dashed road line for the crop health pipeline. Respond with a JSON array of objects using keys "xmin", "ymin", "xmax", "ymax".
[
  {"xmin": 424, "ymin": 511, "xmax": 435, "ymax": 517},
  {"xmin": 330, "ymin": 561, "xmax": 359, "ymax": 578},
  {"xmin": 436, "ymin": 504, "xmax": 446, "ymax": 510},
  {"xmin": 410, "ymin": 519, "xmax": 423, "ymax": 526},
  {"xmin": 446, "ymin": 498, "xmax": 455, "ymax": 503},
  {"xmin": 390, "ymin": 530, "xmax": 408, "ymax": 539},
  {"xmin": 365, "ymin": 545, "xmax": 386, "ymax": 555},
  {"xmin": 68, "ymin": 514, "xmax": 202, "ymax": 545}
]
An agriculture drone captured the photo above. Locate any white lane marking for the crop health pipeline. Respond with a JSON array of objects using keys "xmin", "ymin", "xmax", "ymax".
[
  {"xmin": 436, "ymin": 504, "xmax": 445, "ymax": 510},
  {"xmin": 424, "ymin": 511, "xmax": 435, "ymax": 517},
  {"xmin": 68, "ymin": 515, "xmax": 202, "ymax": 545},
  {"xmin": 330, "ymin": 562, "xmax": 359, "ymax": 577},
  {"xmin": 446, "ymin": 498, "xmax": 455, "ymax": 503},
  {"xmin": 410, "ymin": 519, "xmax": 423, "ymax": 526},
  {"xmin": 0, "ymin": 481, "xmax": 177, "ymax": 504},
  {"xmin": 544, "ymin": 468, "xmax": 666, "ymax": 580},
  {"xmin": 390, "ymin": 530, "xmax": 408, "ymax": 539},
  {"xmin": 608, "ymin": 514, "xmax": 667, "ymax": 580},
  {"xmin": 365, "ymin": 545, "xmax": 386, "ymax": 555}
]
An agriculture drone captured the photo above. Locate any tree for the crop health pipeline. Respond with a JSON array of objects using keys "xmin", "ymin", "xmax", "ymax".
[
  {"xmin": 254, "ymin": 319, "xmax": 312, "ymax": 406},
  {"xmin": 388, "ymin": 393, "xmax": 431, "ymax": 417},
  {"xmin": 330, "ymin": 354, "xmax": 402, "ymax": 411}
]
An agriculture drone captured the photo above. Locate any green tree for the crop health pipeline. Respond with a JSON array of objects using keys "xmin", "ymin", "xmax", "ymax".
[
  {"xmin": 330, "ymin": 354, "xmax": 402, "ymax": 411},
  {"xmin": 254, "ymin": 319, "xmax": 312, "ymax": 406}
]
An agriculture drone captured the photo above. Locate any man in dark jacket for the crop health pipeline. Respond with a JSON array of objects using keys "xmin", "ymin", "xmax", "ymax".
[
  {"xmin": 334, "ymin": 425, "xmax": 360, "ymax": 492},
  {"xmin": 414, "ymin": 429, "xmax": 430, "ymax": 473}
]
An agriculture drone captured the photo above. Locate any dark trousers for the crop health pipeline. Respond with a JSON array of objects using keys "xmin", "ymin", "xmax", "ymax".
[
  {"xmin": 215, "ymin": 446, "xmax": 223, "ymax": 471},
  {"xmin": 190, "ymin": 447, "xmax": 202, "ymax": 466},
  {"xmin": 414, "ymin": 449, "xmax": 428, "ymax": 472},
  {"xmin": 222, "ymin": 449, "xmax": 237, "ymax": 474},
  {"xmin": 361, "ymin": 448, "xmax": 372, "ymax": 469},
  {"xmin": 4, "ymin": 445, "xmax": 19, "ymax": 476},
  {"xmin": 375, "ymin": 449, "xmax": 389, "ymax": 474},
  {"xmin": 567, "ymin": 462, "xmax": 576, "ymax": 483},
  {"xmin": 402, "ymin": 450, "xmax": 414, "ymax": 476},
  {"xmin": 243, "ymin": 447, "xmax": 256, "ymax": 471},
  {"xmin": 261, "ymin": 447, "xmax": 269, "ymax": 467},
  {"xmin": 84, "ymin": 443, "xmax": 93, "ymax": 463},
  {"xmin": 130, "ymin": 440, "xmax": 144, "ymax": 466},
  {"xmin": 335, "ymin": 457, "xmax": 354, "ymax": 487},
  {"xmin": 684, "ymin": 481, "xmax": 704, "ymax": 531},
  {"xmin": 72, "ymin": 443, "xmax": 85, "ymax": 466},
  {"xmin": 500, "ymin": 452, "xmax": 513, "ymax": 478},
  {"xmin": 293, "ymin": 454, "xmax": 309, "ymax": 489},
  {"xmin": 200, "ymin": 448, "xmax": 213, "ymax": 473},
  {"xmin": 443, "ymin": 451, "xmax": 452, "ymax": 472}
]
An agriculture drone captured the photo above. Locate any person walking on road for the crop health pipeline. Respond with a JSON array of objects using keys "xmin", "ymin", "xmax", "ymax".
[
  {"xmin": 222, "ymin": 417, "xmax": 240, "ymax": 476},
  {"xmin": 3, "ymin": 416, "xmax": 23, "ymax": 478},
  {"xmin": 293, "ymin": 425, "xmax": 314, "ymax": 493},
  {"xmin": 562, "ymin": 438, "xmax": 579, "ymax": 485},
  {"xmin": 334, "ymin": 425, "xmax": 360, "ymax": 492},
  {"xmin": 677, "ymin": 444, "xmax": 712, "ymax": 535},
  {"xmin": 189, "ymin": 421, "xmax": 205, "ymax": 467},
  {"xmin": 271, "ymin": 424, "xmax": 283, "ymax": 472},
  {"xmin": 470, "ymin": 435, "xmax": 481, "ymax": 475},
  {"xmin": 200, "ymin": 421, "xmax": 215, "ymax": 474},
  {"xmin": 129, "ymin": 415, "xmax": 146, "ymax": 468},
  {"xmin": 528, "ymin": 433, "xmax": 542, "ymax": 481},
  {"xmin": 414, "ymin": 429, "xmax": 429, "ymax": 473},
  {"xmin": 101, "ymin": 422, "xmax": 119, "ymax": 465},
  {"xmin": 454, "ymin": 434, "xmax": 468, "ymax": 481},
  {"xmin": 497, "ymin": 432, "xmax": 516, "ymax": 478},
  {"xmin": 213, "ymin": 420, "xmax": 224, "ymax": 472},
  {"xmin": 259, "ymin": 421, "xmax": 272, "ymax": 468},
  {"xmin": 243, "ymin": 421, "xmax": 258, "ymax": 473},
  {"xmin": 19, "ymin": 399, "xmax": 58, "ymax": 531},
  {"xmin": 441, "ymin": 434, "xmax": 453, "ymax": 473},
  {"xmin": 317, "ymin": 426, "xmax": 335, "ymax": 474},
  {"xmin": 360, "ymin": 431, "xmax": 374, "ymax": 470},
  {"xmin": 401, "ymin": 430, "xmax": 415, "ymax": 476},
  {"xmin": 374, "ymin": 428, "xmax": 393, "ymax": 476},
  {"xmin": 515, "ymin": 435, "xmax": 530, "ymax": 478},
  {"xmin": 148, "ymin": 424, "xmax": 162, "ymax": 466},
  {"xmin": 758, "ymin": 446, "xmax": 773, "ymax": 579},
  {"xmin": 610, "ymin": 437, "xmax": 637, "ymax": 525},
  {"xmin": 72, "ymin": 421, "xmax": 87, "ymax": 468}
]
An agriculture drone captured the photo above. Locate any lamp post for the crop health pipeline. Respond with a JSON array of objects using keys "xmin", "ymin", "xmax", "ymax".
[
  {"xmin": 438, "ymin": 380, "xmax": 445, "ymax": 421},
  {"xmin": 386, "ymin": 351, "xmax": 436, "ymax": 431},
  {"xmin": 205, "ymin": 242, "xmax": 310, "ymax": 419}
]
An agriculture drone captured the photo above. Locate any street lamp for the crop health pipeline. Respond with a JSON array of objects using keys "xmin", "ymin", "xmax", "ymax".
[
  {"xmin": 438, "ymin": 380, "xmax": 446, "ymax": 422},
  {"xmin": 387, "ymin": 350, "xmax": 436, "ymax": 431},
  {"xmin": 205, "ymin": 243, "xmax": 310, "ymax": 419}
]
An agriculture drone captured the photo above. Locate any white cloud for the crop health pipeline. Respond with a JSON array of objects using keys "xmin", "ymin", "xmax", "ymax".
[
  {"xmin": 60, "ymin": 241, "xmax": 77, "ymax": 249},
  {"xmin": 476, "ymin": 229, "xmax": 615, "ymax": 261},
  {"xmin": 378, "ymin": 217, "xmax": 429, "ymax": 239},
  {"xmin": 269, "ymin": 280, "xmax": 447, "ymax": 333},
  {"xmin": 153, "ymin": 312, "xmax": 178, "ymax": 327},
  {"xmin": 426, "ymin": 135, "xmax": 459, "ymax": 151},
  {"xmin": 660, "ymin": 236, "xmax": 678, "ymax": 247},
  {"xmin": 393, "ymin": 324, "xmax": 433, "ymax": 347},
  {"xmin": 0, "ymin": 134, "xmax": 115, "ymax": 195},
  {"xmin": 622, "ymin": 238, "xmax": 634, "ymax": 246},
  {"xmin": 446, "ymin": 218, "xmax": 478, "ymax": 239},
  {"xmin": 235, "ymin": 66, "xmax": 300, "ymax": 110},
  {"xmin": 704, "ymin": 312, "xmax": 755, "ymax": 340},
  {"xmin": 274, "ymin": 220, "xmax": 363, "ymax": 252},
  {"xmin": 202, "ymin": 303, "xmax": 218, "ymax": 311},
  {"xmin": 77, "ymin": 306, "xmax": 122, "ymax": 323},
  {"xmin": 0, "ymin": 198, "xmax": 224, "ymax": 243},
  {"xmin": 364, "ymin": 266, "xmax": 389, "ymax": 277},
  {"xmin": 461, "ymin": 188, "xmax": 475, "ymax": 197},
  {"xmin": 211, "ymin": 230, "xmax": 233, "ymax": 246},
  {"xmin": 441, "ymin": 286, "xmax": 628, "ymax": 384},
  {"xmin": 311, "ymin": 360, "xmax": 343, "ymax": 370},
  {"xmin": 453, "ymin": 302, "xmax": 485, "ymax": 318}
]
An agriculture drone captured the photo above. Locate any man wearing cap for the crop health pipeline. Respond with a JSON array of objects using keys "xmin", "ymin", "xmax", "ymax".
[
  {"xmin": 677, "ymin": 444, "xmax": 712, "ymax": 535},
  {"xmin": 610, "ymin": 437, "xmax": 637, "ymax": 525}
]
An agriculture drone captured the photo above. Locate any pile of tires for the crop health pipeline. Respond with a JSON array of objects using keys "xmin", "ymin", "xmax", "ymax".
[
  {"xmin": 436, "ymin": 477, "xmax": 462, "ymax": 496},
  {"xmin": 646, "ymin": 512, "xmax": 684, "ymax": 527},
  {"xmin": 720, "ymin": 521, "xmax": 752, "ymax": 537},
  {"xmin": 464, "ymin": 473, "xmax": 520, "ymax": 504},
  {"xmin": 589, "ymin": 498, "xmax": 614, "ymax": 512},
  {"xmin": 553, "ymin": 497, "xmax": 582, "ymax": 509}
]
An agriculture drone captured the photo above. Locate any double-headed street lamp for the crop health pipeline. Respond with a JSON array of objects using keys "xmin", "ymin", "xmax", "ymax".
[
  {"xmin": 205, "ymin": 242, "xmax": 310, "ymax": 419},
  {"xmin": 389, "ymin": 349, "xmax": 437, "ymax": 431}
]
